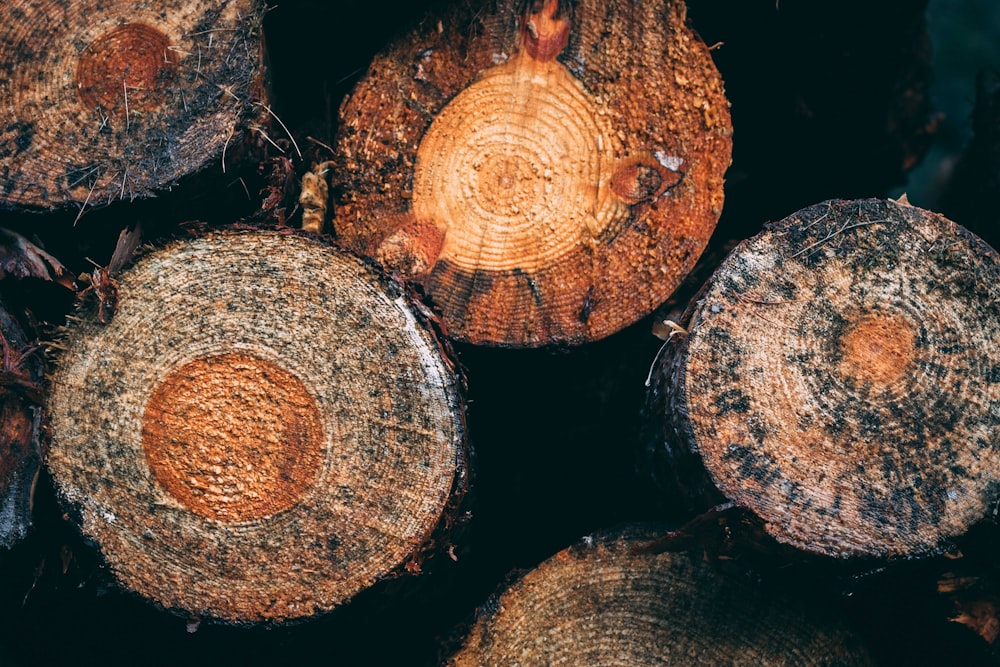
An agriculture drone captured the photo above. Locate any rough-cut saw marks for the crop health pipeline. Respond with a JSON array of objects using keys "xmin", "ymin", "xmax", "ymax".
[
  {"xmin": 650, "ymin": 198, "xmax": 1000, "ymax": 559},
  {"xmin": 333, "ymin": 0, "xmax": 731, "ymax": 346}
]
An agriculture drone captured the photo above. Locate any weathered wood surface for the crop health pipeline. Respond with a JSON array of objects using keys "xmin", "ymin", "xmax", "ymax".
[
  {"xmin": 333, "ymin": 0, "xmax": 732, "ymax": 346},
  {"xmin": 648, "ymin": 198, "xmax": 1000, "ymax": 559},
  {"xmin": 45, "ymin": 229, "xmax": 468, "ymax": 623},
  {"xmin": 0, "ymin": 0, "xmax": 266, "ymax": 211},
  {"xmin": 446, "ymin": 527, "xmax": 874, "ymax": 665}
]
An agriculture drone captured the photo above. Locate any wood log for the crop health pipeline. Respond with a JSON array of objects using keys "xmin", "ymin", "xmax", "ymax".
[
  {"xmin": 45, "ymin": 229, "xmax": 468, "ymax": 623},
  {"xmin": 445, "ymin": 527, "xmax": 874, "ymax": 665},
  {"xmin": 0, "ymin": 0, "xmax": 266, "ymax": 211},
  {"xmin": 0, "ymin": 295, "xmax": 43, "ymax": 548},
  {"xmin": 332, "ymin": 0, "xmax": 732, "ymax": 347},
  {"xmin": 646, "ymin": 198, "xmax": 1000, "ymax": 559}
]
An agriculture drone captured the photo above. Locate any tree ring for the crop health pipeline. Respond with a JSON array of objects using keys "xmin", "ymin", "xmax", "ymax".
[
  {"xmin": 46, "ymin": 231, "xmax": 466, "ymax": 622},
  {"xmin": 141, "ymin": 352, "xmax": 325, "ymax": 523},
  {"xmin": 76, "ymin": 23, "xmax": 175, "ymax": 112}
]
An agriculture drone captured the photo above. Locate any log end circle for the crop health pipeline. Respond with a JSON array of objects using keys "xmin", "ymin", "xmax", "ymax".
[
  {"xmin": 46, "ymin": 230, "xmax": 466, "ymax": 623},
  {"xmin": 666, "ymin": 198, "xmax": 1000, "ymax": 559},
  {"xmin": 0, "ymin": 0, "xmax": 265, "ymax": 209},
  {"xmin": 446, "ymin": 528, "xmax": 875, "ymax": 665},
  {"xmin": 334, "ymin": 0, "xmax": 732, "ymax": 346}
]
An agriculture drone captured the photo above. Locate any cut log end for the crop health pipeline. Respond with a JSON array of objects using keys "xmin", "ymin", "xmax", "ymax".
[
  {"xmin": 446, "ymin": 527, "xmax": 874, "ymax": 665},
  {"xmin": 0, "ymin": 0, "xmax": 266, "ymax": 210},
  {"xmin": 141, "ymin": 352, "xmax": 326, "ymax": 523},
  {"xmin": 46, "ymin": 229, "xmax": 467, "ymax": 623},
  {"xmin": 334, "ymin": 0, "xmax": 732, "ymax": 346},
  {"xmin": 76, "ymin": 23, "xmax": 176, "ymax": 113},
  {"xmin": 653, "ymin": 198, "xmax": 1000, "ymax": 559}
]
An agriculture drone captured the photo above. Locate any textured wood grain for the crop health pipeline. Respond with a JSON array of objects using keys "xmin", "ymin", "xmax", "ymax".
[
  {"xmin": 0, "ymin": 0, "xmax": 265, "ymax": 210},
  {"xmin": 46, "ymin": 229, "xmax": 468, "ymax": 623},
  {"xmin": 649, "ymin": 198, "xmax": 1000, "ymax": 558},
  {"xmin": 334, "ymin": 0, "xmax": 731, "ymax": 346},
  {"xmin": 446, "ymin": 527, "xmax": 874, "ymax": 665}
]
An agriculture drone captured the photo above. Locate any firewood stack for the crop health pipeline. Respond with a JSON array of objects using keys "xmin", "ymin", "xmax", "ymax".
[{"xmin": 0, "ymin": 0, "xmax": 996, "ymax": 664}]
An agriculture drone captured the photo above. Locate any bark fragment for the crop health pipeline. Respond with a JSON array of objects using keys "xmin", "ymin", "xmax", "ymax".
[{"xmin": 0, "ymin": 297, "xmax": 42, "ymax": 548}]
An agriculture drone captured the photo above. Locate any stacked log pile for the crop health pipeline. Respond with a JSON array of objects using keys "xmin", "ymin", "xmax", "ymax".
[{"xmin": 0, "ymin": 0, "xmax": 996, "ymax": 665}]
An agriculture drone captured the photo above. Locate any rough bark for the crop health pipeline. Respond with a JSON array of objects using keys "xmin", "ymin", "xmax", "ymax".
[
  {"xmin": 0, "ymin": 0, "xmax": 267, "ymax": 211},
  {"xmin": 333, "ymin": 0, "xmax": 732, "ymax": 346},
  {"xmin": 0, "ymin": 296, "xmax": 42, "ymax": 548},
  {"xmin": 445, "ymin": 526, "xmax": 874, "ymax": 665},
  {"xmin": 647, "ymin": 198, "xmax": 1000, "ymax": 559},
  {"xmin": 45, "ymin": 229, "xmax": 468, "ymax": 623}
]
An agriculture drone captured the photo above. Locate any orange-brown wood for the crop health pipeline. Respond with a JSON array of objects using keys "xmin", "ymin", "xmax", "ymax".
[
  {"xmin": 333, "ymin": 0, "xmax": 731, "ymax": 346},
  {"xmin": 0, "ymin": 0, "xmax": 266, "ymax": 211},
  {"xmin": 142, "ymin": 352, "xmax": 326, "ymax": 523},
  {"xmin": 46, "ymin": 229, "xmax": 468, "ymax": 623},
  {"xmin": 648, "ymin": 198, "xmax": 1000, "ymax": 559}
]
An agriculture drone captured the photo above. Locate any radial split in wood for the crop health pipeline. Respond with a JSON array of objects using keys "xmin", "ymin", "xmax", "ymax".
[
  {"xmin": 45, "ymin": 230, "xmax": 467, "ymax": 623},
  {"xmin": 334, "ymin": 0, "xmax": 732, "ymax": 346},
  {"xmin": 0, "ymin": 0, "xmax": 265, "ymax": 210},
  {"xmin": 446, "ymin": 527, "xmax": 874, "ymax": 665},
  {"xmin": 650, "ymin": 198, "xmax": 1000, "ymax": 559}
]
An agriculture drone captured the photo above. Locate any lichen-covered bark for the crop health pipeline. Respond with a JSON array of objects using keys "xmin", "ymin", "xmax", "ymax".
[
  {"xmin": 650, "ymin": 198, "xmax": 1000, "ymax": 558},
  {"xmin": 0, "ymin": 0, "xmax": 266, "ymax": 211},
  {"xmin": 333, "ymin": 0, "xmax": 732, "ymax": 346},
  {"xmin": 46, "ymin": 229, "xmax": 467, "ymax": 623}
]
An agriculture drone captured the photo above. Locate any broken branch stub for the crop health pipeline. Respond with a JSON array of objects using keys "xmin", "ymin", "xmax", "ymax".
[
  {"xmin": 445, "ymin": 527, "xmax": 874, "ymax": 665},
  {"xmin": 0, "ymin": 0, "xmax": 266, "ymax": 211},
  {"xmin": 648, "ymin": 198, "xmax": 1000, "ymax": 559},
  {"xmin": 333, "ymin": 0, "xmax": 732, "ymax": 346},
  {"xmin": 45, "ymin": 229, "xmax": 468, "ymax": 623}
]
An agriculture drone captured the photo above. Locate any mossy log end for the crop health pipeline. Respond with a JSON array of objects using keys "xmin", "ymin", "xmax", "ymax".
[
  {"xmin": 0, "ymin": 0, "xmax": 266, "ymax": 211},
  {"xmin": 445, "ymin": 527, "xmax": 874, "ymax": 665},
  {"xmin": 333, "ymin": 0, "xmax": 732, "ymax": 347},
  {"xmin": 45, "ymin": 230, "xmax": 468, "ymax": 623},
  {"xmin": 648, "ymin": 198, "xmax": 1000, "ymax": 559}
]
